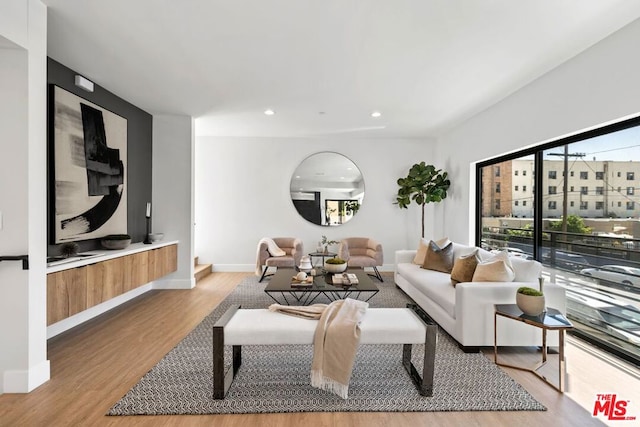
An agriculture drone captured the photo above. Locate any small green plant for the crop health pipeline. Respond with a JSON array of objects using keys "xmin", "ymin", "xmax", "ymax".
[
  {"xmin": 326, "ymin": 257, "xmax": 346, "ymax": 264},
  {"xmin": 344, "ymin": 200, "xmax": 360, "ymax": 216},
  {"xmin": 517, "ymin": 286, "xmax": 543, "ymax": 297},
  {"xmin": 103, "ymin": 234, "xmax": 131, "ymax": 240},
  {"xmin": 321, "ymin": 235, "xmax": 338, "ymax": 246}
]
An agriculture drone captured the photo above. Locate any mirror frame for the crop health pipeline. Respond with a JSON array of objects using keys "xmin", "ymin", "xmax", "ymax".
[{"xmin": 290, "ymin": 152, "xmax": 364, "ymax": 227}]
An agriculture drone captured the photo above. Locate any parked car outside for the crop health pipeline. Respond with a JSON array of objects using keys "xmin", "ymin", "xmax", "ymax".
[
  {"xmin": 580, "ymin": 265, "xmax": 640, "ymax": 289},
  {"xmin": 540, "ymin": 249, "xmax": 589, "ymax": 271},
  {"xmin": 566, "ymin": 288, "xmax": 640, "ymax": 346}
]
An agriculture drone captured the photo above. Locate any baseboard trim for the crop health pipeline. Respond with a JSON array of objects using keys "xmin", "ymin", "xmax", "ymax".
[
  {"xmin": 153, "ymin": 278, "xmax": 195, "ymax": 290},
  {"xmin": 212, "ymin": 264, "xmax": 395, "ymax": 273},
  {"xmin": 3, "ymin": 359, "xmax": 50, "ymax": 394}
]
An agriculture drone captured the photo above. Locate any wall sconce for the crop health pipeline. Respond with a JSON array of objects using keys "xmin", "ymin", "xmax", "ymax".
[{"xmin": 74, "ymin": 75, "xmax": 94, "ymax": 92}]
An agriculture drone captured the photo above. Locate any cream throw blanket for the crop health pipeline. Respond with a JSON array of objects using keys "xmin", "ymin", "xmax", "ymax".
[
  {"xmin": 255, "ymin": 238, "xmax": 286, "ymax": 276},
  {"xmin": 269, "ymin": 298, "xmax": 368, "ymax": 399}
]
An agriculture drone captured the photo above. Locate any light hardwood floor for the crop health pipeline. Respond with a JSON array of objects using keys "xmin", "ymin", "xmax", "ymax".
[{"xmin": 1, "ymin": 272, "xmax": 638, "ymax": 426}]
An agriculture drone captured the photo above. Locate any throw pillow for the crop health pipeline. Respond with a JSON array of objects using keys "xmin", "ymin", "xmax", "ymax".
[
  {"xmin": 472, "ymin": 251, "xmax": 515, "ymax": 282},
  {"xmin": 450, "ymin": 249, "xmax": 480, "ymax": 286},
  {"xmin": 412, "ymin": 238, "xmax": 429, "ymax": 265},
  {"xmin": 413, "ymin": 237, "xmax": 449, "ymax": 265},
  {"xmin": 422, "ymin": 239, "xmax": 454, "ymax": 273}
]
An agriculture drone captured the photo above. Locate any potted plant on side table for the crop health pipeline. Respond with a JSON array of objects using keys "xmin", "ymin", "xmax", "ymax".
[{"xmin": 516, "ymin": 286, "xmax": 545, "ymax": 316}]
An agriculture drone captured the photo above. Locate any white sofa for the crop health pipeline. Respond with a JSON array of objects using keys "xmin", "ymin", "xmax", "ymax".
[{"xmin": 394, "ymin": 242, "xmax": 566, "ymax": 351}]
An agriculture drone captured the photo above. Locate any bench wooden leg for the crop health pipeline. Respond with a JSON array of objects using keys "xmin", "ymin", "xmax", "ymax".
[
  {"xmin": 403, "ymin": 304, "xmax": 437, "ymax": 397},
  {"xmin": 213, "ymin": 304, "xmax": 242, "ymax": 399}
]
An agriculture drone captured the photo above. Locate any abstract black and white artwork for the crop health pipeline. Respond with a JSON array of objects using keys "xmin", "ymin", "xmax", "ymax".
[{"xmin": 52, "ymin": 85, "xmax": 127, "ymax": 243}]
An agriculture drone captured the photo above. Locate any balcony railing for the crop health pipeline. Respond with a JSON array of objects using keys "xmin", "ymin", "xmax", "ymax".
[{"xmin": 481, "ymin": 225, "xmax": 640, "ymax": 366}]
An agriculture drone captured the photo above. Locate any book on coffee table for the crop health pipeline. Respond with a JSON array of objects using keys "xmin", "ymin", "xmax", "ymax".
[
  {"xmin": 332, "ymin": 273, "xmax": 359, "ymax": 285},
  {"xmin": 291, "ymin": 276, "xmax": 313, "ymax": 287}
]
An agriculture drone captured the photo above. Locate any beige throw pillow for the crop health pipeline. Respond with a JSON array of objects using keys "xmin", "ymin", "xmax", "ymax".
[
  {"xmin": 472, "ymin": 251, "xmax": 515, "ymax": 282},
  {"xmin": 450, "ymin": 250, "xmax": 480, "ymax": 286},
  {"xmin": 422, "ymin": 239, "xmax": 454, "ymax": 273},
  {"xmin": 412, "ymin": 238, "xmax": 429, "ymax": 265}
]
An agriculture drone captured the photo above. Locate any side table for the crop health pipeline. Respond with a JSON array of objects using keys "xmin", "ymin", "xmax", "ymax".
[
  {"xmin": 308, "ymin": 251, "xmax": 337, "ymax": 268},
  {"xmin": 494, "ymin": 304, "xmax": 573, "ymax": 392}
]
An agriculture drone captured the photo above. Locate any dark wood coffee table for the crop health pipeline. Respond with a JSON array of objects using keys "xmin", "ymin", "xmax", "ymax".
[{"xmin": 264, "ymin": 268, "xmax": 379, "ymax": 305}]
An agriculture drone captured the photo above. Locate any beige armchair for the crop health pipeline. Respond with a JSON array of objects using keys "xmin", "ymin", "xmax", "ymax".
[
  {"xmin": 338, "ymin": 237, "xmax": 384, "ymax": 282},
  {"xmin": 256, "ymin": 237, "xmax": 304, "ymax": 282}
]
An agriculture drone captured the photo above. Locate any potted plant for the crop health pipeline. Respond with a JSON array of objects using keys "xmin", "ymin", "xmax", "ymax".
[
  {"xmin": 516, "ymin": 286, "xmax": 545, "ymax": 316},
  {"xmin": 344, "ymin": 200, "xmax": 360, "ymax": 216},
  {"xmin": 394, "ymin": 162, "xmax": 451, "ymax": 238},
  {"xmin": 321, "ymin": 235, "xmax": 339, "ymax": 254},
  {"xmin": 324, "ymin": 257, "xmax": 347, "ymax": 274}
]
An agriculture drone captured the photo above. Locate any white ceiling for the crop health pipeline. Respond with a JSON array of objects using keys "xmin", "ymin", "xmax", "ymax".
[{"xmin": 42, "ymin": 1, "xmax": 640, "ymax": 139}]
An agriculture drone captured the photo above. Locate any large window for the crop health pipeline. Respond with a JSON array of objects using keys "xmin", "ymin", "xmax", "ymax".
[{"xmin": 477, "ymin": 116, "xmax": 640, "ymax": 366}]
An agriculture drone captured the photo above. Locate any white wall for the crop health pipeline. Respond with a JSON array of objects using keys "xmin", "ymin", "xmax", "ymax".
[
  {"xmin": 435, "ymin": 17, "xmax": 640, "ymax": 245},
  {"xmin": 0, "ymin": 0, "xmax": 48, "ymax": 394},
  {"xmin": 152, "ymin": 115, "xmax": 195, "ymax": 288},
  {"xmin": 195, "ymin": 137, "xmax": 435, "ymax": 271}
]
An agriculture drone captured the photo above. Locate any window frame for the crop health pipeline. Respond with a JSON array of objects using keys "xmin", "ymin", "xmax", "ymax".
[{"xmin": 475, "ymin": 113, "xmax": 640, "ymax": 366}]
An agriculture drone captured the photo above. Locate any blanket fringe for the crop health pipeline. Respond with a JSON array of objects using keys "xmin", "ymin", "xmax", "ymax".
[{"xmin": 311, "ymin": 369, "xmax": 350, "ymax": 399}]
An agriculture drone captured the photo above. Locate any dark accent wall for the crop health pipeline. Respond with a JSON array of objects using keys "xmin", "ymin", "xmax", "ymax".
[{"xmin": 47, "ymin": 58, "xmax": 152, "ymax": 254}]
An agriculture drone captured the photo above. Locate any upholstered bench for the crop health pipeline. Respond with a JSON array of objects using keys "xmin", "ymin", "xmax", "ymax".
[{"xmin": 213, "ymin": 304, "xmax": 437, "ymax": 399}]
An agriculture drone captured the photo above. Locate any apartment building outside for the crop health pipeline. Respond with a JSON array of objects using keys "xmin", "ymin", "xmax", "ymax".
[{"xmin": 484, "ymin": 159, "xmax": 640, "ymax": 219}]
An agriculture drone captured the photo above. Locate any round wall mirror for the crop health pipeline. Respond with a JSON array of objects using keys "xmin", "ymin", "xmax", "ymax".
[{"xmin": 290, "ymin": 152, "xmax": 364, "ymax": 226}]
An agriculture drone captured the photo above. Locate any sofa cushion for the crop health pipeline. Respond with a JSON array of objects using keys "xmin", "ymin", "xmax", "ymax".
[
  {"xmin": 397, "ymin": 263, "xmax": 456, "ymax": 318},
  {"xmin": 510, "ymin": 256, "xmax": 543, "ymax": 282},
  {"xmin": 413, "ymin": 238, "xmax": 429, "ymax": 265},
  {"xmin": 472, "ymin": 251, "xmax": 515, "ymax": 282},
  {"xmin": 450, "ymin": 250, "xmax": 480, "ymax": 286},
  {"xmin": 414, "ymin": 237, "xmax": 449, "ymax": 264},
  {"xmin": 422, "ymin": 239, "xmax": 454, "ymax": 273}
]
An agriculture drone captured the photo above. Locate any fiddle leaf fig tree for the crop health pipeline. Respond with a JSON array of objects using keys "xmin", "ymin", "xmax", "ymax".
[{"xmin": 395, "ymin": 162, "xmax": 451, "ymax": 238}]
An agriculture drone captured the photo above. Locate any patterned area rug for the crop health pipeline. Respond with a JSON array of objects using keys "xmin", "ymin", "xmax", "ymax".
[{"xmin": 108, "ymin": 274, "xmax": 546, "ymax": 415}]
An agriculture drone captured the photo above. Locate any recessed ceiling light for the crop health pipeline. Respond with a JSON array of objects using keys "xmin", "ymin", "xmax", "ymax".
[
  {"xmin": 264, "ymin": 109, "xmax": 275, "ymax": 116},
  {"xmin": 340, "ymin": 176, "xmax": 345, "ymax": 180},
  {"xmin": 295, "ymin": 175, "xmax": 301, "ymax": 179},
  {"xmin": 371, "ymin": 111, "xmax": 382, "ymax": 118}
]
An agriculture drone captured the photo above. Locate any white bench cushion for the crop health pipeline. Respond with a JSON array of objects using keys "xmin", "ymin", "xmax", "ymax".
[{"xmin": 224, "ymin": 308, "xmax": 427, "ymax": 346}]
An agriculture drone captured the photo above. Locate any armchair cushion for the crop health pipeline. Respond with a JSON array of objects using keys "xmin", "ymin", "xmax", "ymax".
[
  {"xmin": 256, "ymin": 237, "xmax": 303, "ymax": 276},
  {"xmin": 339, "ymin": 237, "xmax": 383, "ymax": 267}
]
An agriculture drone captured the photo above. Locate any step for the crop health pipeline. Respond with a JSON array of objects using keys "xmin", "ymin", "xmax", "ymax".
[
  {"xmin": 194, "ymin": 256, "xmax": 199, "ymax": 267},
  {"xmin": 194, "ymin": 263, "xmax": 212, "ymax": 282}
]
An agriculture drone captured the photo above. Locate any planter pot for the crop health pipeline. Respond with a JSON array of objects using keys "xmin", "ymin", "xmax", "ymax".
[
  {"xmin": 324, "ymin": 262, "xmax": 347, "ymax": 274},
  {"xmin": 516, "ymin": 293, "xmax": 545, "ymax": 316}
]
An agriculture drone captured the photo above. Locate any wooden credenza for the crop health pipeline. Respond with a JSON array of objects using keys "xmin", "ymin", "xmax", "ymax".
[{"xmin": 47, "ymin": 243, "xmax": 178, "ymax": 325}]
